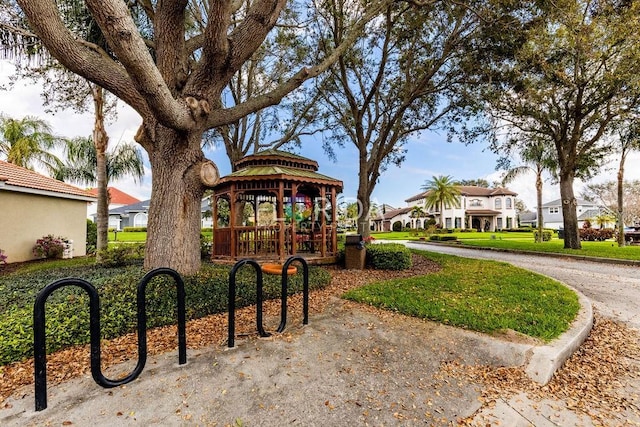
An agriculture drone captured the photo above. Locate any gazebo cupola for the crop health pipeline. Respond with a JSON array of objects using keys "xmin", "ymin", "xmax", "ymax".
[{"xmin": 210, "ymin": 149, "xmax": 343, "ymax": 264}]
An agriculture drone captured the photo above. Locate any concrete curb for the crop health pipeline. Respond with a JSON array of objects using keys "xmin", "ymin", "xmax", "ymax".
[
  {"xmin": 402, "ymin": 240, "xmax": 596, "ymax": 385},
  {"xmin": 524, "ymin": 285, "xmax": 593, "ymax": 384}
]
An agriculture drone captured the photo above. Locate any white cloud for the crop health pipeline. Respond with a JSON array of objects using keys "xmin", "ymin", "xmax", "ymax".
[{"xmin": 1, "ymin": 60, "xmax": 151, "ymax": 200}]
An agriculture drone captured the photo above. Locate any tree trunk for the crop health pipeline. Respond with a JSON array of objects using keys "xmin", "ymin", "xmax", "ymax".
[
  {"xmin": 93, "ymin": 86, "xmax": 109, "ymax": 260},
  {"xmin": 559, "ymin": 173, "xmax": 581, "ymax": 249},
  {"xmin": 535, "ymin": 171, "xmax": 543, "ymax": 243},
  {"xmin": 357, "ymin": 159, "xmax": 371, "ymax": 238},
  {"xmin": 617, "ymin": 153, "xmax": 626, "ymax": 247},
  {"xmin": 144, "ymin": 128, "xmax": 205, "ymax": 275}
]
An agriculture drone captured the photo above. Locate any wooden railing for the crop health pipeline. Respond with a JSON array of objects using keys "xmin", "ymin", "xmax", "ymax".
[{"xmin": 213, "ymin": 225, "xmax": 337, "ymax": 258}]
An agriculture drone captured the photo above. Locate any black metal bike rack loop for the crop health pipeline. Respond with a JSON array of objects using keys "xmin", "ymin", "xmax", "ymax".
[
  {"xmin": 228, "ymin": 259, "xmax": 269, "ymax": 348},
  {"xmin": 33, "ymin": 268, "xmax": 187, "ymax": 411},
  {"xmin": 276, "ymin": 256, "xmax": 309, "ymax": 333}
]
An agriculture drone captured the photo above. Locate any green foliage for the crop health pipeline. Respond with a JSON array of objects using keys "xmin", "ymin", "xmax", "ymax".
[
  {"xmin": 0, "ymin": 262, "xmax": 331, "ymax": 366},
  {"xmin": 429, "ymin": 235, "xmax": 458, "ymax": 242},
  {"xmin": 122, "ymin": 227, "xmax": 147, "ymax": 232},
  {"xmin": 344, "ymin": 250, "xmax": 580, "ymax": 341},
  {"xmin": 365, "ymin": 243, "xmax": 412, "ymax": 270},
  {"xmin": 97, "ymin": 243, "xmax": 145, "ymax": 267},
  {"xmin": 86, "ymin": 219, "xmax": 97, "ymax": 254},
  {"xmin": 200, "ymin": 233, "xmax": 212, "ymax": 260},
  {"xmin": 533, "ymin": 230, "xmax": 553, "ymax": 242},
  {"xmin": 392, "ymin": 221, "xmax": 402, "ymax": 232}
]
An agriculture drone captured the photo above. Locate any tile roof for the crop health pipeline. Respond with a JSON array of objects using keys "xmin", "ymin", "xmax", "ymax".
[
  {"xmin": 0, "ymin": 160, "xmax": 94, "ymax": 200},
  {"xmin": 87, "ymin": 187, "xmax": 140, "ymax": 205},
  {"xmin": 405, "ymin": 186, "xmax": 517, "ymax": 203}
]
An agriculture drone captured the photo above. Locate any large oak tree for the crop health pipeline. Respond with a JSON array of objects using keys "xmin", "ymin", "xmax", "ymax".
[
  {"xmin": 10, "ymin": 0, "xmax": 387, "ymax": 274},
  {"xmin": 473, "ymin": 0, "xmax": 640, "ymax": 249}
]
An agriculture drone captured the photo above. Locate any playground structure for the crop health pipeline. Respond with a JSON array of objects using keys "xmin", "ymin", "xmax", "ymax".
[{"xmin": 32, "ymin": 256, "xmax": 309, "ymax": 411}]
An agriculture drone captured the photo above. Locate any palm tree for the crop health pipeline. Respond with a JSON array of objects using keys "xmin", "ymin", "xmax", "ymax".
[
  {"xmin": 421, "ymin": 175, "xmax": 460, "ymax": 227},
  {"xmin": 501, "ymin": 140, "xmax": 556, "ymax": 243},
  {"xmin": 57, "ymin": 137, "xmax": 144, "ymax": 253},
  {"xmin": 0, "ymin": 115, "xmax": 64, "ymax": 174}
]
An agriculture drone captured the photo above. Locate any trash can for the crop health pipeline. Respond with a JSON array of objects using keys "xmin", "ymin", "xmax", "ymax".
[{"xmin": 344, "ymin": 234, "xmax": 366, "ymax": 270}]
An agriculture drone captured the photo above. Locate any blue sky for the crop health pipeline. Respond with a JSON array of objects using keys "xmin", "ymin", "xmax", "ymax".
[{"xmin": 3, "ymin": 59, "xmax": 626, "ymax": 211}]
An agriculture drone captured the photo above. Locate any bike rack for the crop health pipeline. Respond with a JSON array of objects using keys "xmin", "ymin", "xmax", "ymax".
[
  {"xmin": 33, "ymin": 268, "xmax": 187, "ymax": 411},
  {"xmin": 227, "ymin": 256, "xmax": 309, "ymax": 347},
  {"xmin": 227, "ymin": 259, "xmax": 270, "ymax": 348}
]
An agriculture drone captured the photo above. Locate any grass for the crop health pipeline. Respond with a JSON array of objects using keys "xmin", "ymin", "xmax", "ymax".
[
  {"xmin": 371, "ymin": 230, "xmax": 640, "ymax": 261},
  {"xmin": 344, "ymin": 250, "xmax": 580, "ymax": 341},
  {"xmin": 108, "ymin": 230, "xmax": 213, "ymax": 243}
]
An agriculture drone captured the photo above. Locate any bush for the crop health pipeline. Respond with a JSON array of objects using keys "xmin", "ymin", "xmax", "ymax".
[
  {"xmin": 33, "ymin": 235, "xmax": 67, "ymax": 259},
  {"xmin": 392, "ymin": 221, "xmax": 402, "ymax": 232},
  {"xmin": 200, "ymin": 233, "xmax": 212, "ymax": 260},
  {"xmin": 365, "ymin": 243, "xmax": 412, "ymax": 270},
  {"xmin": 533, "ymin": 230, "xmax": 553, "ymax": 242},
  {"xmin": 97, "ymin": 243, "xmax": 145, "ymax": 267},
  {"xmin": 0, "ymin": 262, "xmax": 332, "ymax": 366},
  {"xmin": 429, "ymin": 235, "xmax": 458, "ymax": 242},
  {"xmin": 86, "ymin": 220, "xmax": 97, "ymax": 254},
  {"xmin": 579, "ymin": 227, "xmax": 614, "ymax": 241},
  {"xmin": 122, "ymin": 226, "xmax": 148, "ymax": 232}
]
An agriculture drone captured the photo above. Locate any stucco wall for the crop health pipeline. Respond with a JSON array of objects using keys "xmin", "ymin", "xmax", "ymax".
[{"xmin": 0, "ymin": 191, "xmax": 88, "ymax": 263}]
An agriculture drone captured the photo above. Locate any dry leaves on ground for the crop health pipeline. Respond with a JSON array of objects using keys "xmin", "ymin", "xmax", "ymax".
[
  {"xmin": 452, "ymin": 313, "xmax": 640, "ymax": 426},
  {"xmin": 0, "ymin": 255, "xmax": 439, "ymax": 405}
]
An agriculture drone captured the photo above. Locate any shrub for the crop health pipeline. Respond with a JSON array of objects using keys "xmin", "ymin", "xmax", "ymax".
[
  {"xmin": 122, "ymin": 226, "xmax": 148, "ymax": 232},
  {"xmin": 0, "ymin": 262, "xmax": 332, "ymax": 366},
  {"xmin": 33, "ymin": 235, "xmax": 67, "ymax": 259},
  {"xmin": 200, "ymin": 233, "xmax": 212, "ymax": 260},
  {"xmin": 365, "ymin": 243, "xmax": 412, "ymax": 270},
  {"xmin": 86, "ymin": 219, "xmax": 97, "ymax": 254},
  {"xmin": 429, "ymin": 235, "xmax": 458, "ymax": 242},
  {"xmin": 533, "ymin": 230, "xmax": 553, "ymax": 242},
  {"xmin": 392, "ymin": 221, "xmax": 402, "ymax": 232},
  {"xmin": 97, "ymin": 243, "xmax": 145, "ymax": 267},
  {"xmin": 579, "ymin": 227, "xmax": 614, "ymax": 241}
]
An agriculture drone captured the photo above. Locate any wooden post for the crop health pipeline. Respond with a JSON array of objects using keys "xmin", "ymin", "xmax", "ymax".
[
  {"xmin": 331, "ymin": 187, "xmax": 337, "ymax": 254},
  {"xmin": 230, "ymin": 187, "xmax": 236, "ymax": 258},
  {"xmin": 320, "ymin": 186, "xmax": 327, "ymax": 257},
  {"xmin": 278, "ymin": 182, "xmax": 285, "ymax": 261},
  {"xmin": 291, "ymin": 183, "xmax": 298, "ymax": 257}
]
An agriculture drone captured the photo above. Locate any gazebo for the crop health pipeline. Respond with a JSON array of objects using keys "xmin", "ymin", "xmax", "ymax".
[{"xmin": 210, "ymin": 150, "xmax": 343, "ymax": 264}]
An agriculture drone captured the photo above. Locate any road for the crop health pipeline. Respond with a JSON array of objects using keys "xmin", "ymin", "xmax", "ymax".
[{"xmin": 405, "ymin": 241, "xmax": 640, "ymax": 329}]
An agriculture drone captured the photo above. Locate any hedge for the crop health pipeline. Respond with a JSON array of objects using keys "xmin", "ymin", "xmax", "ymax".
[
  {"xmin": 365, "ymin": 243, "xmax": 412, "ymax": 270},
  {"xmin": 0, "ymin": 263, "xmax": 331, "ymax": 366},
  {"xmin": 429, "ymin": 235, "xmax": 458, "ymax": 242}
]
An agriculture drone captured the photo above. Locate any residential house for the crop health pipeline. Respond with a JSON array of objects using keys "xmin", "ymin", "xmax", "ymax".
[
  {"xmin": 0, "ymin": 160, "xmax": 95, "ymax": 263},
  {"xmin": 107, "ymin": 199, "xmax": 151, "ymax": 230},
  {"xmin": 540, "ymin": 198, "xmax": 613, "ymax": 229},
  {"xmin": 108, "ymin": 197, "xmax": 215, "ymax": 230},
  {"xmin": 370, "ymin": 206, "xmax": 413, "ymax": 232},
  {"xmin": 87, "ymin": 187, "xmax": 140, "ymax": 229},
  {"xmin": 405, "ymin": 186, "xmax": 518, "ymax": 231}
]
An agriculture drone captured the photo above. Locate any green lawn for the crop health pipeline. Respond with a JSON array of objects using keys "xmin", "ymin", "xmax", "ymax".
[
  {"xmin": 344, "ymin": 250, "xmax": 580, "ymax": 341},
  {"xmin": 371, "ymin": 230, "xmax": 640, "ymax": 261}
]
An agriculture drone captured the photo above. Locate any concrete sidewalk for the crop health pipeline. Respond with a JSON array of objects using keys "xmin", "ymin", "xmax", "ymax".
[{"xmin": 1, "ymin": 287, "xmax": 594, "ymax": 427}]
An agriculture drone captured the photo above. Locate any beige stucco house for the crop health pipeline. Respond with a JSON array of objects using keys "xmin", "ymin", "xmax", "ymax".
[{"xmin": 0, "ymin": 160, "xmax": 96, "ymax": 263}]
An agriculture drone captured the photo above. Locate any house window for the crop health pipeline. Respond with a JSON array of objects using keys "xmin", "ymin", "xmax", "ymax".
[
  {"xmin": 507, "ymin": 217, "xmax": 513, "ymax": 228},
  {"xmin": 455, "ymin": 217, "xmax": 462, "ymax": 228},
  {"xmin": 549, "ymin": 207, "xmax": 559, "ymax": 214},
  {"xmin": 506, "ymin": 198, "xmax": 512, "ymax": 209},
  {"xmin": 497, "ymin": 218, "xmax": 503, "ymax": 229},
  {"xmin": 134, "ymin": 212, "xmax": 148, "ymax": 228},
  {"xmin": 495, "ymin": 198, "xmax": 502, "ymax": 209},
  {"xmin": 470, "ymin": 199, "xmax": 482, "ymax": 207},
  {"xmin": 445, "ymin": 201, "xmax": 451, "ymax": 209},
  {"xmin": 445, "ymin": 218, "xmax": 452, "ymax": 229}
]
